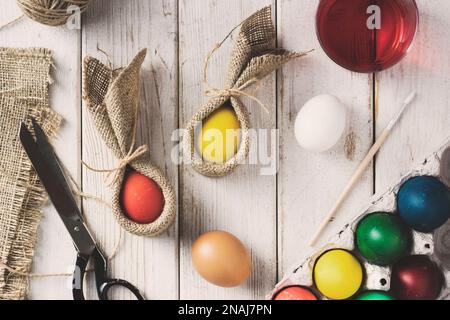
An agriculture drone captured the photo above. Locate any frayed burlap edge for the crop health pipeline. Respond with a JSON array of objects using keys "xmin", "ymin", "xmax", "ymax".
[
  {"xmin": 83, "ymin": 49, "xmax": 176, "ymax": 237},
  {"xmin": 0, "ymin": 47, "xmax": 61, "ymax": 299},
  {"xmin": 3, "ymin": 108, "xmax": 61, "ymax": 300}
]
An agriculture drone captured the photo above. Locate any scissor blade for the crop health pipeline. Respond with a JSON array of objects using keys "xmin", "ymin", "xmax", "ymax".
[
  {"xmin": 31, "ymin": 119, "xmax": 82, "ymax": 217},
  {"xmin": 19, "ymin": 122, "xmax": 96, "ymax": 256}
]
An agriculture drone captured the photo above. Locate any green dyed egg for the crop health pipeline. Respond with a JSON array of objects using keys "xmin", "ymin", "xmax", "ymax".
[
  {"xmin": 356, "ymin": 212, "xmax": 412, "ymax": 266},
  {"xmin": 356, "ymin": 291, "xmax": 395, "ymax": 300}
]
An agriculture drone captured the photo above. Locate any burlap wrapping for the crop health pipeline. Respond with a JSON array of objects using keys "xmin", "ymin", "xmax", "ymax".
[
  {"xmin": 183, "ymin": 6, "xmax": 308, "ymax": 177},
  {"xmin": 83, "ymin": 49, "xmax": 176, "ymax": 237},
  {"xmin": 0, "ymin": 48, "xmax": 61, "ymax": 300}
]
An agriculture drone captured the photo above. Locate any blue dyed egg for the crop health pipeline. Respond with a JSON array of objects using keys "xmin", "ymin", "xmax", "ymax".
[{"xmin": 397, "ymin": 176, "xmax": 450, "ymax": 233}]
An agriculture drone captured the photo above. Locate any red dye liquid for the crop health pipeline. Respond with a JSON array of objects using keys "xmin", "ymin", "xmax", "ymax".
[{"xmin": 316, "ymin": 0, "xmax": 419, "ymax": 73}]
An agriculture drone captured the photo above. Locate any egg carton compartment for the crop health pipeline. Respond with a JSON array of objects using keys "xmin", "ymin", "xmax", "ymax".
[{"xmin": 270, "ymin": 138, "xmax": 450, "ymax": 300}]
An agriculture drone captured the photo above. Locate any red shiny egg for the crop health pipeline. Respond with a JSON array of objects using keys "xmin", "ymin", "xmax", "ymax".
[
  {"xmin": 274, "ymin": 286, "xmax": 318, "ymax": 301},
  {"xmin": 120, "ymin": 171, "xmax": 165, "ymax": 224},
  {"xmin": 391, "ymin": 255, "xmax": 444, "ymax": 300}
]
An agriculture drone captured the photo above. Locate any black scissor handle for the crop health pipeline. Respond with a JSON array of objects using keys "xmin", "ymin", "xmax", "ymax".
[
  {"xmin": 73, "ymin": 254, "xmax": 89, "ymax": 301},
  {"xmin": 98, "ymin": 279, "xmax": 145, "ymax": 300},
  {"xmin": 72, "ymin": 250, "xmax": 145, "ymax": 301}
]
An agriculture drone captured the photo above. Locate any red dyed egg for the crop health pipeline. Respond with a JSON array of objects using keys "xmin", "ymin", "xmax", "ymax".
[
  {"xmin": 391, "ymin": 255, "xmax": 444, "ymax": 300},
  {"xmin": 274, "ymin": 286, "xmax": 318, "ymax": 301},
  {"xmin": 120, "ymin": 171, "xmax": 165, "ymax": 224}
]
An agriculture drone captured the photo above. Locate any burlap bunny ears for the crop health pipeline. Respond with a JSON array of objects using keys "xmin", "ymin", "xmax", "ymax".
[
  {"xmin": 183, "ymin": 6, "xmax": 310, "ymax": 177},
  {"xmin": 83, "ymin": 49, "xmax": 176, "ymax": 237}
]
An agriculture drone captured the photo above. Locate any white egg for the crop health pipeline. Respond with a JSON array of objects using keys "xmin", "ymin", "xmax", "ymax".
[{"xmin": 295, "ymin": 94, "xmax": 347, "ymax": 152}]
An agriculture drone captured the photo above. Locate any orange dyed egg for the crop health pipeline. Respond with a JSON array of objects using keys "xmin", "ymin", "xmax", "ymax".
[
  {"xmin": 120, "ymin": 171, "xmax": 165, "ymax": 224},
  {"xmin": 274, "ymin": 286, "xmax": 318, "ymax": 301}
]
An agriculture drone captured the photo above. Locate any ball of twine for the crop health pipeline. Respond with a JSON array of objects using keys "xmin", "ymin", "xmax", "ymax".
[{"xmin": 16, "ymin": 0, "xmax": 90, "ymax": 27}]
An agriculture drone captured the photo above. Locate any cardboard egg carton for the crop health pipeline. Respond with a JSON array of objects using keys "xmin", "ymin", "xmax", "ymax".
[{"xmin": 270, "ymin": 138, "xmax": 450, "ymax": 300}]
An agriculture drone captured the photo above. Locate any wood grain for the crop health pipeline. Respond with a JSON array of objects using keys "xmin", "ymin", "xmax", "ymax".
[
  {"xmin": 375, "ymin": 1, "xmax": 450, "ymax": 193},
  {"xmin": 0, "ymin": 0, "xmax": 81, "ymax": 300},
  {"xmin": 277, "ymin": 0, "xmax": 374, "ymax": 277},
  {"xmin": 179, "ymin": 0, "xmax": 277, "ymax": 299},
  {"xmin": 81, "ymin": 0, "xmax": 179, "ymax": 300},
  {"xmin": 1, "ymin": 0, "xmax": 447, "ymax": 301}
]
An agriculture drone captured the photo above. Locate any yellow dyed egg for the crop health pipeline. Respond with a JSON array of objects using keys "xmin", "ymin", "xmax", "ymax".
[
  {"xmin": 196, "ymin": 104, "xmax": 241, "ymax": 164},
  {"xmin": 313, "ymin": 249, "xmax": 364, "ymax": 300}
]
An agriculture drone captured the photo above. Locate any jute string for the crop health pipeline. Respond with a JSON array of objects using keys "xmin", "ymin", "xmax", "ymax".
[
  {"xmin": 96, "ymin": 45, "xmax": 125, "ymax": 75},
  {"xmin": 0, "ymin": 1, "xmax": 90, "ymax": 30},
  {"xmin": 68, "ymin": 173, "xmax": 123, "ymax": 263},
  {"xmin": 0, "ymin": 14, "xmax": 25, "ymax": 32},
  {"xmin": 0, "ymin": 48, "xmax": 122, "ymax": 280},
  {"xmin": 0, "ymin": 48, "xmax": 59, "ymax": 298},
  {"xmin": 81, "ymin": 144, "xmax": 149, "ymax": 187},
  {"xmin": 0, "ymin": 172, "xmax": 124, "ymax": 279},
  {"xmin": 202, "ymin": 22, "xmax": 270, "ymax": 115},
  {"xmin": 184, "ymin": 6, "xmax": 312, "ymax": 178},
  {"xmin": 81, "ymin": 129, "xmax": 149, "ymax": 187},
  {"xmin": 17, "ymin": 0, "xmax": 90, "ymax": 27},
  {"xmin": 81, "ymin": 48, "xmax": 149, "ymax": 186},
  {"xmin": 83, "ymin": 48, "xmax": 177, "ymax": 237}
]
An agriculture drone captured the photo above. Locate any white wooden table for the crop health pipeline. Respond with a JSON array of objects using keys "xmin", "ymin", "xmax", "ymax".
[{"xmin": 1, "ymin": 0, "xmax": 449, "ymax": 300}]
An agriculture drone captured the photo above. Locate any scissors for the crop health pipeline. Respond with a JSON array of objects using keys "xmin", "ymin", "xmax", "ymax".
[{"xmin": 19, "ymin": 118, "xmax": 144, "ymax": 301}]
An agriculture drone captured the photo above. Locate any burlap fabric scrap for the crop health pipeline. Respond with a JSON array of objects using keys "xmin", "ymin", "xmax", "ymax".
[
  {"xmin": 0, "ymin": 48, "xmax": 61, "ymax": 300},
  {"xmin": 183, "ymin": 6, "xmax": 310, "ymax": 177},
  {"xmin": 83, "ymin": 49, "xmax": 176, "ymax": 237}
]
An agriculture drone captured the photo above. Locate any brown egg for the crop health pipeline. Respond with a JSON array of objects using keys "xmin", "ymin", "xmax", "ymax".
[{"xmin": 192, "ymin": 231, "xmax": 251, "ymax": 287}]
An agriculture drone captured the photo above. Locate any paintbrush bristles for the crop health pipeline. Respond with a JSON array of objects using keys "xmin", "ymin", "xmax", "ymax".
[{"xmin": 387, "ymin": 92, "xmax": 417, "ymax": 130}]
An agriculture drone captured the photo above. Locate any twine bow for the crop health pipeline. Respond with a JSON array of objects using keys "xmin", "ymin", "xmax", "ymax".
[
  {"xmin": 202, "ymin": 24, "xmax": 270, "ymax": 115},
  {"xmin": 82, "ymin": 142, "xmax": 149, "ymax": 187},
  {"xmin": 203, "ymin": 75, "xmax": 270, "ymax": 114},
  {"xmin": 82, "ymin": 48, "xmax": 148, "ymax": 186},
  {"xmin": 82, "ymin": 110, "xmax": 149, "ymax": 186},
  {"xmin": 82, "ymin": 102, "xmax": 148, "ymax": 187}
]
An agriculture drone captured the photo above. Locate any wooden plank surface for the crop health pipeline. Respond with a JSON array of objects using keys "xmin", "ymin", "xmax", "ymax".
[
  {"xmin": 0, "ymin": 0, "xmax": 448, "ymax": 301},
  {"xmin": 375, "ymin": 1, "xmax": 450, "ymax": 193},
  {"xmin": 277, "ymin": 0, "xmax": 374, "ymax": 275},
  {"xmin": 0, "ymin": 0, "xmax": 81, "ymax": 300},
  {"xmin": 179, "ymin": 0, "xmax": 277, "ymax": 300},
  {"xmin": 81, "ymin": 0, "xmax": 179, "ymax": 300}
]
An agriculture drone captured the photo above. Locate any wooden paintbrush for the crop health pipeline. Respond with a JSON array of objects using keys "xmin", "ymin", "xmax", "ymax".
[{"xmin": 309, "ymin": 92, "xmax": 417, "ymax": 247}]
